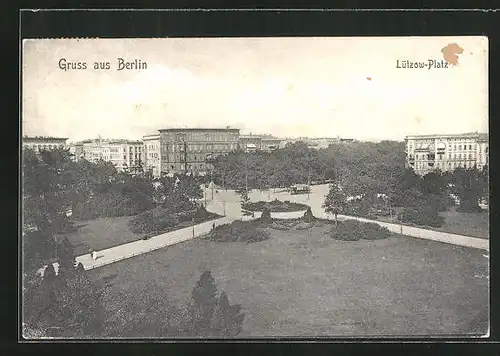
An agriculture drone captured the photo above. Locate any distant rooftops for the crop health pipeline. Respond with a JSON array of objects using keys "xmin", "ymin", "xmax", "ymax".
[
  {"xmin": 405, "ymin": 132, "xmax": 489, "ymax": 140},
  {"xmin": 158, "ymin": 127, "xmax": 239, "ymax": 132},
  {"xmin": 23, "ymin": 136, "xmax": 68, "ymax": 141},
  {"xmin": 74, "ymin": 138, "xmax": 142, "ymax": 145}
]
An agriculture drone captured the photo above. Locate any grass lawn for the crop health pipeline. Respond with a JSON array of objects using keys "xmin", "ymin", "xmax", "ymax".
[
  {"xmin": 372, "ymin": 208, "xmax": 489, "ymax": 239},
  {"xmin": 88, "ymin": 221, "xmax": 489, "ymax": 337},
  {"xmin": 59, "ymin": 213, "xmax": 222, "ymax": 256},
  {"xmin": 58, "ymin": 216, "xmax": 142, "ymax": 256},
  {"xmin": 437, "ymin": 210, "xmax": 489, "ymax": 239}
]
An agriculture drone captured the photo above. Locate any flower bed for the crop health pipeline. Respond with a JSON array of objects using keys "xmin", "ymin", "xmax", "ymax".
[{"xmin": 242, "ymin": 199, "xmax": 309, "ymax": 213}]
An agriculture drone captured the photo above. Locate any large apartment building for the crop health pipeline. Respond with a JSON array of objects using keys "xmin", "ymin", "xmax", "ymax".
[
  {"xmin": 404, "ymin": 132, "xmax": 489, "ymax": 175},
  {"xmin": 239, "ymin": 134, "xmax": 281, "ymax": 153},
  {"xmin": 73, "ymin": 138, "xmax": 144, "ymax": 172},
  {"xmin": 22, "ymin": 136, "xmax": 68, "ymax": 152},
  {"xmin": 143, "ymin": 134, "xmax": 161, "ymax": 177},
  {"xmin": 155, "ymin": 127, "xmax": 240, "ymax": 176}
]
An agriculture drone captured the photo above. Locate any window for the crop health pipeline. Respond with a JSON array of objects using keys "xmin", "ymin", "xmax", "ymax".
[
  {"xmin": 458, "ymin": 145, "xmax": 461, "ymax": 150},
  {"xmin": 453, "ymin": 145, "xmax": 456, "ymax": 150},
  {"xmin": 448, "ymin": 154, "xmax": 451, "ymax": 159},
  {"xmin": 459, "ymin": 154, "xmax": 462, "ymax": 159},
  {"xmin": 469, "ymin": 144, "xmax": 472, "ymax": 150},
  {"xmin": 469, "ymin": 154, "xmax": 472, "ymax": 159}
]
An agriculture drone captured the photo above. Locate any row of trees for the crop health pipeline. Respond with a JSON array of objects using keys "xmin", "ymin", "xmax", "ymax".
[
  {"xmin": 23, "ymin": 147, "xmax": 204, "ymax": 272},
  {"xmin": 211, "ymin": 142, "xmax": 337, "ymax": 190},
  {"xmin": 324, "ymin": 165, "xmax": 489, "ymax": 226},
  {"xmin": 22, "ymin": 148, "xmax": 211, "ymax": 337}
]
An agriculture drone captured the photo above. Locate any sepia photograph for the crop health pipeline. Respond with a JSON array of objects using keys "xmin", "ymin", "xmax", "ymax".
[{"xmin": 21, "ymin": 36, "xmax": 489, "ymax": 339}]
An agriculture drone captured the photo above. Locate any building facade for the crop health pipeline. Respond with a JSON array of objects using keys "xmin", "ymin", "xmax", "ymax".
[
  {"xmin": 23, "ymin": 136, "xmax": 68, "ymax": 152},
  {"xmin": 158, "ymin": 128, "xmax": 240, "ymax": 175},
  {"xmin": 72, "ymin": 138, "xmax": 144, "ymax": 172},
  {"xmin": 405, "ymin": 132, "xmax": 489, "ymax": 175},
  {"xmin": 239, "ymin": 134, "xmax": 282, "ymax": 152},
  {"xmin": 239, "ymin": 134, "xmax": 263, "ymax": 152},
  {"xmin": 143, "ymin": 134, "xmax": 161, "ymax": 177}
]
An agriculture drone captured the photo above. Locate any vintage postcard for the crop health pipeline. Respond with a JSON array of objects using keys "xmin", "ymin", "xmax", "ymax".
[{"xmin": 21, "ymin": 37, "xmax": 489, "ymax": 339}]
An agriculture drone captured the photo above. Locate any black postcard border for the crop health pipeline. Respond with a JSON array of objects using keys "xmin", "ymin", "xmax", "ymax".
[{"xmin": 9, "ymin": 8, "xmax": 500, "ymax": 355}]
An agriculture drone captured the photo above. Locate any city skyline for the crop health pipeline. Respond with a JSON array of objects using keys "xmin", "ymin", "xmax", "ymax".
[{"xmin": 22, "ymin": 37, "xmax": 488, "ymax": 142}]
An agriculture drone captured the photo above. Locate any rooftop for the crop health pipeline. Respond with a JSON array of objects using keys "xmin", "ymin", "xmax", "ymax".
[
  {"xmin": 75, "ymin": 138, "xmax": 143, "ymax": 145},
  {"xmin": 158, "ymin": 127, "xmax": 240, "ymax": 132},
  {"xmin": 23, "ymin": 136, "xmax": 68, "ymax": 141},
  {"xmin": 405, "ymin": 132, "xmax": 489, "ymax": 140}
]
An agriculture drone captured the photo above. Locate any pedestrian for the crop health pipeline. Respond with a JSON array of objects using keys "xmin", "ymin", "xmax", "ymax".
[
  {"xmin": 92, "ymin": 251, "xmax": 97, "ymax": 260},
  {"xmin": 212, "ymin": 222, "xmax": 216, "ymax": 230}
]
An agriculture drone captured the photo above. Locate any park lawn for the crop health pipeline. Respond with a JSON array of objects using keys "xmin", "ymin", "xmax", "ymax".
[
  {"xmin": 59, "ymin": 213, "xmax": 222, "ymax": 256},
  {"xmin": 436, "ymin": 210, "xmax": 489, "ymax": 239},
  {"xmin": 371, "ymin": 208, "xmax": 489, "ymax": 239},
  {"xmin": 88, "ymin": 222, "xmax": 489, "ymax": 338},
  {"xmin": 57, "ymin": 216, "xmax": 143, "ymax": 256}
]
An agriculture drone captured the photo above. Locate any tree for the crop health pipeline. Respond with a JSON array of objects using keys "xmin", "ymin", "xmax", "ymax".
[
  {"xmin": 186, "ymin": 271, "xmax": 245, "ymax": 337},
  {"xmin": 211, "ymin": 292, "xmax": 245, "ymax": 337},
  {"xmin": 323, "ymin": 184, "xmax": 347, "ymax": 224},
  {"xmin": 449, "ymin": 167, "xmax": 484, "ymax": 212},
  {"xmin": 188, "ymin": 271, "xmax": 219, "ymax": 336},
  {"xmin": 23, "ymin": 258, "xmax": 106, "ymax": 338}
]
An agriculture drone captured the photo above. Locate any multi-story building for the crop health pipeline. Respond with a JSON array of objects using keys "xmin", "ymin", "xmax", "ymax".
[
  {"xmin": 73, "ymin": 137, "xmax": 144, "ymax": 172},
  {"xmin": 239, "ymin": 134, "xmax": 264, "ymax": 152},
  {"xmin": 261, "ymin": 135, "xmax": 282, "ymax": 152},
  {"xmin": 405, "ymin": 132, "xmax": 489, "ymax": 175},
  {"xmin": 307, "ymin": 137, "xmax": 341, "ymax": 149},
  {"xmin": 278, "ymin": 136, "xmax": 352, "ymax": 150},
  {"xmin": 22, "ymin": 136, "xmax": 68, "ymax": 152},
  {"xmin": 158, "ymin": 128, "xmax": 240, "ymax": 176},
  {"xmin": 239, "ymin": 133, "xmax": 282, "ymax": 152},
  {"xmin": 143, "ymin": 134, "xmax": 161, "ymax": 177}
]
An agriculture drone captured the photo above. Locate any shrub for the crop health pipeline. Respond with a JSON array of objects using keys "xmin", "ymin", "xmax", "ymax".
[
  {"xmin": 242, "ymin": 200, "xmax": 309, "ymax": 213},
  {"xmin": 269, "ymin": 222, "xmax": 290, "ymax": 231},
  {"xmin": 294, "ymin": 222, "xmax": 314, "ymax": 230},
  {"xmin": 259, "ymin": 208, "xmax": 272, "ymax": 224},
  {"xmin": 207, "ymin": 220, "xmax": 269, "ymax": 243},
  {"xmin": 302, "ymin": 207, "xmax": 315, "ymax": 222},
  {"xmin": 128, "ymin": 206, "xmax": 180, "ymax": 234},
  {"xmin": 331, "ymin": 219, "xmax": 391, "ymax": 241},
  {"xmin": 398, "ymin": 207, "xmax": 445, "ymax": 228},
  {"xmin": 74, "ymin": 192, "xmax": 148, "ymax": 220}
]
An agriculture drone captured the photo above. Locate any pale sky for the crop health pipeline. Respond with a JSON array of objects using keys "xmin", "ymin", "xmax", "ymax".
[{"xmin": 22, "ymin": 37, "xmax": 488, "ymax": 142}]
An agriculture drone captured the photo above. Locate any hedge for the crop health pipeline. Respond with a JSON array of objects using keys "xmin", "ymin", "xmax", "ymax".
[
  {"xmin": 397, "ymin": 207, "xmax": 445, "ymax": 228},
  {"xmin": 73, "ymin": 192, "xmax": 153, "ymax": 220},
  {"xmin": 242, "ymin": 199, "xmax": 309, "ymax": 213},
  {"xmin": 128, "ymin": 206, "xmax": 180, "ymax": 234},
  {"xmin": 207, "ymin": 220, "xmax": 270, "ymax": 243},
  {"xmin": 331, "ymin": 219, "xmax": 391, "ymax": 241}
]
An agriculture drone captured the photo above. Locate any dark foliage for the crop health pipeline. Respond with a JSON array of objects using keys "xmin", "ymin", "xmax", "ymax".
[
  {"xmin": 331, "ymin": 219, "xmax": 391, "ymax": 241},
  {"xmin": 186, "ymin": 271, "xmax": 245, "ymax": 337},
  {"xmin": 302, "ymin": 207, "xmax": 316, "ymax": 222},
  {"xmin": 398, "ymin": 207, "xmax": 445, "ymax": 228},
  {"xmin": 128, "ymin": 206, "xmax": 180, "ymax": 235},
  {"xmin": 207, "ymin": 220, "xmax": 270, "ymax": 243},
  {"xmin": 242, "ymin": 199, "xmax": 309, "ymax": 213}
]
